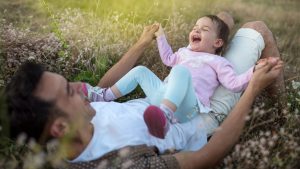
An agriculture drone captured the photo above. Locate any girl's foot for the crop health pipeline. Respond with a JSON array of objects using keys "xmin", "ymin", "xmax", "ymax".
[
  {"xmin": 81, "ymin": 83, "xmax": 116, "ymax": 102},
  {"xmin": 143, "ymin": 105, "xmax": 170, "ymax": 139}
]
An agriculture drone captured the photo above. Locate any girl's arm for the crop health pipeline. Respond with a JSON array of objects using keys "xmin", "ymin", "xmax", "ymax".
[
  {"xmin": 213, "ymin": 58, "xmax": 255, "ymax": 92},
  {"xmin": 156, "ymin": 25, "xmax": 180, "ymax": 66},
  {"xmin": 215, "ymin": 57, "xmax": 280, "ymax": 93}
]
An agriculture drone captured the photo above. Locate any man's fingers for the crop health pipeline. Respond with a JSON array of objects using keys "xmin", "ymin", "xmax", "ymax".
[
  {"xmin": 142, "ymin": 25, "xmax": 150, "ymax": 33},
  {"xmin": 256, "ymin": 58, "xmax": 267, "ymax": 64},
  {"xmin": 260, "ymin": 61, "xmax": 273, "ymax": 73},
  {"xmin": 271, "ymin": 61, "xmax": 284, "ymax": 70},
  {"xmin": 250, "ymin": 59, "xmax": 284, "ymax": 94},
  {"xmin": 150, "ymin": 24, "xmax": 159, "ymax": 33},
  {"xmin": 152, "ymin": 23, "xmax": 160, "ymax": 27},
  {"xmin": 271, "ymin": 63, "xmax": 284, "ymax": 71},
  {"xmin": 277, "ymin": 60, "xmax": 284, "ymax": 65}
]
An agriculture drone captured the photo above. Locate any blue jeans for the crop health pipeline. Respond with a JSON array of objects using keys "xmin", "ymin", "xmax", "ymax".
[{"xmin": 115, "ymin": 65, "xmax": 199, "ymax": 123}]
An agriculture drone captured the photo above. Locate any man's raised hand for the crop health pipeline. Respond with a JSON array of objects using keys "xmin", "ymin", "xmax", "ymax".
[{"xmin": 138, "ymin": 24, "xmax": 159, "ymax": 46}]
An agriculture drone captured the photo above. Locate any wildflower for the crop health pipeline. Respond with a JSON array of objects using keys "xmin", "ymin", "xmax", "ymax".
[
  {"xmin": 16, "ymin": 133, "xmax": 27, "ymax": 145},
  {"xmin": 234, "ymin": 144, "xmax": 241, "ymax": 153},
  {"xmin": 279, "ymin": 128, "xmax": 285, "ymax": 134},
  {"xmin": 96, "ymin": 160, "xmax": 108, "ymax": 169},
  {"xmin": 265, "ymin": 131, "xmax": 271, "ymax": 137},
  {"xmin": 260, "ymin": 137, "xmax": 266, "ymax": 145},
  {"xmin": 23, "ymin": 152, "xmax": 46, "ymax": 169},
  {"xmin": 121, "ymin": 160, "xmax": 133, "ymax": 169},
  {"xmin": 118, "ymin": 147, "xmax": 130, "ymax": 158},
  {"xmin": 291, "ymin": 80, "xmax": 300, "ymax": 89},
  {"xmin": 261, "ymin": 149, "xmax": 270, "ymax": 156},
  {"xmin": 244, "ymin": 115, "xmax": 251, "ymax": 121},
  {"xmin": 263, "ymin": 157, "xmax": 268, "ymax": 163},
  {"xmin": 268, "ymin": 140, "xmax": 275, "ymax": 147}
]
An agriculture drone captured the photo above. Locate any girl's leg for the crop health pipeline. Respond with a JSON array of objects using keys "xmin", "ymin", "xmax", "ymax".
[
  {"xmin": 144, "ymin": 65, "xmax": 199, "ymax": 138},
  {"xmin": 83, "ymin": 66, "xmax": 164, "ymax": 102},
  {"xmin": 111, "ymin": 66, "xmax": 165, "ymax": 100},
  {"xmin": 162, "ymin": 65, "xmax": 199, "ymax": 123}
]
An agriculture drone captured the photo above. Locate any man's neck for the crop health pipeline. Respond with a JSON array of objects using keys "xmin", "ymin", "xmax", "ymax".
[{"xmin": 66, "ymin": 123, "xmax": 94, "ymax": 160}]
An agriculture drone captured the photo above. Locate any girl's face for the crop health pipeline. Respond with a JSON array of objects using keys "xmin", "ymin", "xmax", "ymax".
[{"xmin": 189, "ymin": 17, "xmax": 222, "ymax": 54}]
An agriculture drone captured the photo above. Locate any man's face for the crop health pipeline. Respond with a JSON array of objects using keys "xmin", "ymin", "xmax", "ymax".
[{"xmin": 34, "ymin": 71, "xmax": 96, "ymax": 137}]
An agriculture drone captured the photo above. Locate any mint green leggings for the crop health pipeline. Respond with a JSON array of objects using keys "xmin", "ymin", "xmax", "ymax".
[{"xmin": 115, "ymin": 65, "xmax": 199, "ymax": 123}]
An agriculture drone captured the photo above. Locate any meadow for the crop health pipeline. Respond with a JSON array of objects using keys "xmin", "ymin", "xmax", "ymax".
[{"xmin": 0, "ymin": 0, "xmax": 299, "ymax": 168}]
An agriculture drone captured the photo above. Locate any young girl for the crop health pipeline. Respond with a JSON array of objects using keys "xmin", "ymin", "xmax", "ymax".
[{"xmin": 82, "ymin": 15, "xmax": 274, "ymax": 139}]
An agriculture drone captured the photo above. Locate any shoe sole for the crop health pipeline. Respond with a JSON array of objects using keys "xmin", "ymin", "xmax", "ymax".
[{"xmin": 143, "ymin": 105, "xmax": 168, "ymax": 139}]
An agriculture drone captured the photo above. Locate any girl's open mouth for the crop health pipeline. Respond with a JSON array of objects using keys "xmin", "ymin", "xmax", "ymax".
[{"xmin": 192, "ymin": 35, "xmax": 201, "ymax": 42}]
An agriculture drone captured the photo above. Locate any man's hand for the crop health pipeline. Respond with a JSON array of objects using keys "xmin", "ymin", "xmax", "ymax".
[
  {"xmin": 99, "ymin": 24, "xmax": 158, "ymax": 87},
  {"xmin": 254, "ymin": 57, "xmax": 280, "ymax": 70},
  {"xmin": 250, "ymin": 59, "xmax": 284, "ymax": 95},
  {"xmin": 137, "ymin": 24, "xmax": 159, "ymax": 46}
]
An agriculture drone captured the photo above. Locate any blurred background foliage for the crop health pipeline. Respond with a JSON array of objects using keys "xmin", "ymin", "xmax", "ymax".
[{"xmin": 0, "ymin": 0, "xmax": 299, "ymax": 168}]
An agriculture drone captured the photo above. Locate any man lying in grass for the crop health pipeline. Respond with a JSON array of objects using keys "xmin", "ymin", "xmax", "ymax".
[{"xmin": 5, "ymin": 12, "xmax": 285, "ymax": 168}]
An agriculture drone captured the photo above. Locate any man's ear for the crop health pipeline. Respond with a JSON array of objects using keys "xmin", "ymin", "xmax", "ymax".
[
  {"xmin": 49, "ymin": 117, "xmax": 69, "ymax": 138},
  {"xmin": 214, "ymin": 39, "xmax": 224, "ymax": 48}
]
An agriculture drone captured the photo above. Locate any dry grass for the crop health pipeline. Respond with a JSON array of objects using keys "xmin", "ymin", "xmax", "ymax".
[{"xmin": 0, "ymin": 0, "xmax": 299, "ymax": 168}]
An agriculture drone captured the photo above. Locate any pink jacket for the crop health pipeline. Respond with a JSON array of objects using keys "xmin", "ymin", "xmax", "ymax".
[{"xmin": 157, "ymin": 35, "xmax": 254, "ymax": 107}]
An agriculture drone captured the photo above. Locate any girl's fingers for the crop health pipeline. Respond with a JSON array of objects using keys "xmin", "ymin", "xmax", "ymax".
[
  {"xmin": 256, "ymin": 58, "xmax": 267, "ymax": 64},
  {"xmin": 272, "ymin": 63, "xmax": 284, "ymax": 70}
]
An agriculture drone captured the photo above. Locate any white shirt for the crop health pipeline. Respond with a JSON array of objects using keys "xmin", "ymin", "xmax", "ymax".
[{"xmin": 70, "ymin": 99, "xmax": 207, "ymax": 162}]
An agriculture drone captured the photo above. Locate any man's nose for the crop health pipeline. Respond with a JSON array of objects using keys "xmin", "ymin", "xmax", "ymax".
[{"xmin": 71, "ymin": 82, "xmax": 83, "ymax": 93}]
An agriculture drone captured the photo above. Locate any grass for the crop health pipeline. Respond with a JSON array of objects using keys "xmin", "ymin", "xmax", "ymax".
[{"xmin": 0, "ymin": 0, "xmax": 299, "ymax": 168}]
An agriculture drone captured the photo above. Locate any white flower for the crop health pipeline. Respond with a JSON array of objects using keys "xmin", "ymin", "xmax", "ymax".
[
  {"xmin": 292, "ymin": 80, "xmax": 300, "ymax": 90},
  {"xmin": 16, "ymin": 133, "xmax": 27, "ymax": 145}
]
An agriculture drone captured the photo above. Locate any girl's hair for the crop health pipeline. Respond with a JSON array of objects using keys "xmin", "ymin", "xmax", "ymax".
[{"xmin": 204, "ymin": 15, "xmax": 230, "ymax": 55}]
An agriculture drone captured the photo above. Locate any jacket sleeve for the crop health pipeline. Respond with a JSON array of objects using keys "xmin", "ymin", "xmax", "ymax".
[
  {"xmin": 156, "ymin": 35, "xmax": 180, "ymax": 67},
  {"xmin": 213, "ymin": 58, "xmax": 254, "ymax": 92}
]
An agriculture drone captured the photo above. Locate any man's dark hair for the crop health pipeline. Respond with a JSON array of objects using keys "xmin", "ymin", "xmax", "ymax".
[
  {"xmin": 5, "ymin": 62, "xmax": 57, "ymax": 143},
  {"xmin": 204, "ymin": 15, "xmax": 230, "ymax": 55}
]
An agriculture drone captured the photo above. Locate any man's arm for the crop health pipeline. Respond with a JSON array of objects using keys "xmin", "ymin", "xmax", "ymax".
[
  {"xmin": 98, "ymin": 24, "xmax": 159, "ymax": 88},
  {"xmin": 174, "ymin": 61, "xmax": 283, "ymax": 169}
]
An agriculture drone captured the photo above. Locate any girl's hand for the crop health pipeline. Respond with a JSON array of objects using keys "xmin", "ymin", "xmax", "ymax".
[
  {"xmin": 254, "ymin": 57, "xmax": 280, "ymax": 71},
  {"xmin": 154, "ymin": 23, "xmax": 165, "ymax": 38}
]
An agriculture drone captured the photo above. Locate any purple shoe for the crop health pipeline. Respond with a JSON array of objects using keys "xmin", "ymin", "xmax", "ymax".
[
  {"xmin": 81, "ymin": 83, "xmax": 89, "ymax": 97},
  {"xmin": 81, "ymin": 83, "xmax": 107, "ymax": 102},
  {"xmin": 143, "ymin": 105, "xmax": 170, "ymax": 139}
]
